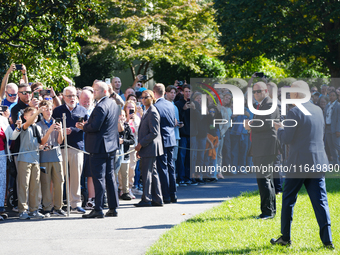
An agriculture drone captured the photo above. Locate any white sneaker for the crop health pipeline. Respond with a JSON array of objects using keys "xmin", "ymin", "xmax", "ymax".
[
  {"xmin": 129, "ymin": 190, "xmax": 136, "ymax": 199},
  {"xmin": 12, "ymin": 206, "xmax": 19, "ymax": 213},
  {"xmin": 132, "ymin": 188, "xmax": 143, "ymax": 196},
  {"xmin": 85, "ymin": 198, "xmax": 95, "ymax": 210},
  {"xmin": 29, "ymin": 210, "xmax": 45, "ymax": 219},
  {"xmin": 19, "ymin": 211, "xmax": 30, "ymax": 220}
]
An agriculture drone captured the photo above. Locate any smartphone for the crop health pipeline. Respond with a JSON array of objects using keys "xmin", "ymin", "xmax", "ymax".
[
  {"xmin": 0, "ymin": 105, "xmax": 8, "ymax": 112},
  {"xmin": 40, "ymin": 89, "xmax": 51, "ymax": 96},
  {"xmin": 139, "ymin": 75, "xmax": 147, "ymax": 81},
  {"xmin": 15, "ymin": 64, "xmax": 23, "ymax": 70},
  {"xmin": 136, "ymin": 102, "xmax": 141, "ymax": 107},
  {"xmin": 129, "ymin": 109, "xmax": 135, "ymax": 114},
  {"xmin": 33, "ymin": 91, "xmax": 39, "ymax": 99},
  {"xmin": 178, "ymin": 121, "xmax": 183, "ymax": 125},
  {"xmin": 55, "ymin": 118, "xmax": 61, "ymax": 124},
  {"xmin": 18, "ymin": 111, "xmax": 22, "ymax": 119},
  {"xmin": 256, "ymin": 72, "xmax": 264, "ymax": 78},
  {"xmin": 78, "ymin": 117, "xmax": 84, "ymax": 122},
  {"xmin": 186, "ymin": 98, "xmax": 190, "ymax": 104},
  {"xmin": 177, "ymin": 81, "xmax": 184, "ymax": 86},
  {"xmin": 105, "ymin": 78, "xmax": 111, "ymax": 85}
]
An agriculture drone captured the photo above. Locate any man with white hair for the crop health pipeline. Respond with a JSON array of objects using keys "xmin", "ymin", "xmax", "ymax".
[
  {"xmin": 52, "ymin": 86, "xmax": 88, "ymax": 214},
  {"xmin": 272, "ymin": 81, "xmax": 334, "ymax": 249},
  {"xmin": 245, "ymin": 81, "xmax": 280, "ymax": 220},
  {"xmin": 78, "ymin": 88, "xmax": 96, "ymax": 210},
  {"xmin": 2, "ymin": 83, "xmax": 18, "ymax": 107},
  {"xmin": 77, "ymin": 81, "xmax": 120, "ymax": 218}
]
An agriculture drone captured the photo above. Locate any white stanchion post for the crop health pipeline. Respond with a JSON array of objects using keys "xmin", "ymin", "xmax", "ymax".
[{"xmin": 62, "ymin": 113, "xmax": 70, "ymax": 217}]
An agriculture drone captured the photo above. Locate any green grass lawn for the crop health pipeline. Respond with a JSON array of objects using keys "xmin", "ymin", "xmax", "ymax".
[{"xmin": 147, "ymin": 178, "xmax": 339, "ymax": 254}]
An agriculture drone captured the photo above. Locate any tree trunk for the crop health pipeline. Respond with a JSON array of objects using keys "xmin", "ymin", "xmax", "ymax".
[{"xmin": 329, "ymin": 65, "xmax": 340, "ymax": 87}]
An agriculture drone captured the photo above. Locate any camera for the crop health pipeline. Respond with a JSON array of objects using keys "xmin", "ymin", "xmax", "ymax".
[
  {"xmin": 139, "ymin": 75, "xmax": 147, "ymax": 81},
  {"xmin": 78, "ymin": 117, "xmax": 84, "ymax": 122},
  {"xmin": 129, "ymin": 109, "xmax": 135, "ymax": 115},
  {"xmin": 177, "ymin": 81, "xmax": 184, "ymax": 86},
  {"xmin": 15, "ymin": 64, "xmax": 23, "ymax": 70},
  {"xmin": 40, "ymin": 90, "xmax": 51, "ymax": 96},
  {"xmin": 33, "ymin": 91, "xmax": 40, "ymax": 99},
  {"xmin": 0, "ymin": 105, "xmax": 8, "ymax": 112},
  {"xmin": 255, "ymin": 72, "xmax": 267, "ymax": 78},
  {"xmin": 55, "ymin": 118, "xmax": 61, "ymax": 124}
]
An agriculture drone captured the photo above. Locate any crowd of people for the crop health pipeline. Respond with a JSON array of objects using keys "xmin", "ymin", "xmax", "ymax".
[{"xmin": 0, "ymin": 63, "xmax": 336, "ymax": 248}]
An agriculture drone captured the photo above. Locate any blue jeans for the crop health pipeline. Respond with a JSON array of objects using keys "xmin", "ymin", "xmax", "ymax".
[{"xmin": 176, "ymin": 136, "xmax": 191, "ymax": 182}]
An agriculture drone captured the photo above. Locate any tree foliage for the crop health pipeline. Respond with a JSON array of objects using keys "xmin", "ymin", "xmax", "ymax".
[
  {"xmin": 214, "ymin": 0, "xmax": 340, "ymax": 78},
  {"xmin": 153, "ymin": 55, "xmax": 226, "ymax": 85},
  {"xmin": 81, "ymin": 0, "xmax": 223, "ymax": 84},
  {"xmin": 0, "ymin": 0, "xmax": 100, "ymax": 51},
  {"xmin": 0, "ymin": 0, "xmax": 102, "ymax": 90}
]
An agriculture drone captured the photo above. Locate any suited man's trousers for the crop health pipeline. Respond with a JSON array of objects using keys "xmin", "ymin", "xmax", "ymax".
[{"xmin": 281, "ymin": 177, "xmax": 332, "ymax": 243}]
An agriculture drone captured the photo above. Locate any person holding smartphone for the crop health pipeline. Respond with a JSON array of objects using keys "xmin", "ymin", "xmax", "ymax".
[
  {"xmin": 123, "ymin": 100, "xmax": 141, "ymax": 198},
  {"xmin": 0, "ymin": 63, "xmax": 27, "ymax": 106}
]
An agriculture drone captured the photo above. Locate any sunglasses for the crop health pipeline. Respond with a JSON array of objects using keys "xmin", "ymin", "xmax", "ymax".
[
  {"xmin": 140, "ymin": 96, "xmax": 150, "ymax": 99},
  {"xmin": 6, "ymin": 92, "xmax": 17, "ymax": 97},
  {"xmin": 19, "ymin": 91, "xmax": 32, "ymax": 95},
  {"xmin": 252, "ymin": 90, "xmax": 264, "ymax": 94},
  {"xmin": 209, "ymin": 110, "xmax": 215, "ymax": 113}
]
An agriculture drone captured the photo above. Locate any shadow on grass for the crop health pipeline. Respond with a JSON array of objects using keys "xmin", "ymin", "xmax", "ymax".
[{"xmin": 185, "ymin": 214, "xmax": 259, "ymax": 223}]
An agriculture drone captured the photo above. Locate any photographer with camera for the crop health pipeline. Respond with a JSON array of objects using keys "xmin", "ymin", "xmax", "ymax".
[
  {"xmin": 132, "ymin": 74, "xmax": 146, "ymax": 92},
  {"xmin": 0, "ymin": 63, "xmax": 27, "ymax": 105},
  {"xmin": 52, "ymin": 86, "xmax": 88, "ymax": 214},
  {"xmin": 37, "ymin": 100, "xmax": 65, "ymax": 217}
]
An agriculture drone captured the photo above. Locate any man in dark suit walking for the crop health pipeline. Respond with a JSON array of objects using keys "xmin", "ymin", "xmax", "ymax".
[
  {"xmin": 245, "ymin": 82, "xmax": 280, "ymax": 220},
  {"xmin": 134, "ymin": 90, "xmax": 164, "ymax": 207},
  {"xmin": 76, "ymin": 81, "xmax": 120, "ymax": 218},
  {"xmin": 153, "ymin": 83, "xmax": 177, "ymax": 203},
  {"xmin": 271, "ymin": 81, "xmax": 334, "ymax": 249}
]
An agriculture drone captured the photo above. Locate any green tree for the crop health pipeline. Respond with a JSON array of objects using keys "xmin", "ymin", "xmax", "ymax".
[
  {"xmin": 153, "ymin": 55, "xmax": 226, "ymax": 85},
  {"xmin": 0, "ymin": 0, "xmax": 102, "ymax": 90},
  {"xmin": 214, "ymin": 0, "xmax": 340, "ymax": 78},
  {"xmin": 81, "ymin": 0, "xmax": 223, "ymax": 84}
]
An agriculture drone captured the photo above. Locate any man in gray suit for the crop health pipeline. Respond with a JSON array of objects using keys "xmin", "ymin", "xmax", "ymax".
[
  {"xmin": 134, "ymin": 90, "xmax": 164, "ymax": 207},
  {"xmin": 324, "ymin": 90, "xmax": 340, "ymax": 165}
]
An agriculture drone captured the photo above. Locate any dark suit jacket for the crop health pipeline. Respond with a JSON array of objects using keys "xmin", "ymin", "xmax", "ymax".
[
  {"xmin": 250, "ymin": 97, "xmax": 280, "ymax": 157},
  {"xmin": 324, "ymin": 101, "xmax": 340, "ymax": 134},
  {"xmin": 154, "ymin": 97, "xmax": 176, "ymax": 148},
  {"xmin": 138, "ymin": 104, "xmax": 164, "ymax": 158},
  {"xmin": 277, "ymin": 101, "xmax": 328, "ymax": 175},
  {"xmin": 83, "ymin": 97, "xmax": 119, "ymax": 154}
]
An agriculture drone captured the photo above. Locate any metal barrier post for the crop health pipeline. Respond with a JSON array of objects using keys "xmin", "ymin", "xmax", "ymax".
[{"xmin": 62, "ymin": 113, "xmax": 70, "ymax": 216}]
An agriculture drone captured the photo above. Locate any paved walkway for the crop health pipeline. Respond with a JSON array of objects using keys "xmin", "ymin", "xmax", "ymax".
[{"xmin": 0, "ymin": 176, "xmax": 258, "ymax": 255}]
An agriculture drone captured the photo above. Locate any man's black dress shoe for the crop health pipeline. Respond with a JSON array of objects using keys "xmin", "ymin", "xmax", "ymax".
[
  {"xmin": 170, "ymin": 196, "xmax": 177, "ymax": 203},
  {"xmin": 151, "ymin": 201, "xmax": 164, "ymax": 207},
  {"xmin": 105, "ymin": 209, "xmax": 118, "ymax": 217},
  {"xmin": 134, "ymin": 200, "xmax": 152, "ymax": 207},
  {"xmin": 323, "ymin": 242, "xmax": 335, "ymax": 249},
  {"xmin": 270, "ymin": 236, "xmax": 291, "ymax": 246},
  {"xmin": 163, "ymin": 199, "xmax": 171, "ymax": 204},
  {"xmin": 82, "ymin": 209, "xmax": 104, "ymax": 218},
  {"xmin": 256, "ymin": 214, "xmax": 274, "ymax": 220}
]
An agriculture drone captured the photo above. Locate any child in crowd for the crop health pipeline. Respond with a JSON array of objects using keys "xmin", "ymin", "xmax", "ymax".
[
  {"xmin": 37, "ymin": 100, "xmax": 66, "ymax": 217},
  {"xmin": 17, "ymin": 106, "xmax": 45, "ymax": 219},
  {"xmin": 118, "ymin": 109, "xmax": 135, "ymax": 200}
]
